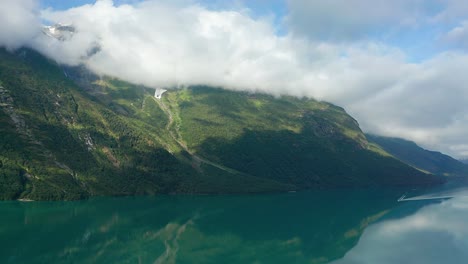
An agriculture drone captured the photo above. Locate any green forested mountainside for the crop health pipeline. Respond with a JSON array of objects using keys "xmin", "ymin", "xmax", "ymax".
[
  {"xmin": 367, "ymin": 134, "xmax": 468, "ymax": 177},
  {"xmin": 0, "ymin": 48, "xmax": 442, "ymax": 200}
]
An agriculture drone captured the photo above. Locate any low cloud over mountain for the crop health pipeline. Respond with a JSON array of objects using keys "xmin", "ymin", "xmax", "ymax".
[{"xmin": 2, "ymin": 0, "xmax": 468, "ymax": 158}]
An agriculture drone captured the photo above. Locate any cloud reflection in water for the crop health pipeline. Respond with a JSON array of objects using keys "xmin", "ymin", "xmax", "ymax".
[{"xmin": 333, "ymin": 193, "xmax": 468, "ymax": 264}]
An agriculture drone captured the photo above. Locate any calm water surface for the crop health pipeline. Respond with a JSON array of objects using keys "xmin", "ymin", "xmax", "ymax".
[{"xmin": 1, "ymin": 186, "xmax": 467, "ymax": 264}]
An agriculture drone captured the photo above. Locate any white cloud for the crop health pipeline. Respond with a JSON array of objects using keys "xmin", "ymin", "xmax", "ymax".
[
  {"xmin": 432, "ymin": 0, "xmax": 468, "ymax": 23},
  {"xmin": 346, "ymin": 52, "xmax": 468, "ymax": 153},
  {"xmin": 36, "ymin": 0, "xmax": 307, "ymax": 90},
  {"xmin": 442, "ymin": 20, "xmax": 468, "ymax": 49},
  {"xmin": 2, "ymin": 0, "xmax": 468, "ymax": 158},
  {"xmin": 34, "ymin": 0, "xmax": 418, "ymax": 103},
  {"xmin": 332, "ymin": 193, "xmax": 468, "ymax": 264},
  {"xmin": 0, "ymin": 0, "xmax": 41, "ymax": 50}
]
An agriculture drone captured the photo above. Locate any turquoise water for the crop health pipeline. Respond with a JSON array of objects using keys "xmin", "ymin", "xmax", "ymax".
[{"xmin": 0, "ymin": 188, "xmax": 465, "ymax": 264}]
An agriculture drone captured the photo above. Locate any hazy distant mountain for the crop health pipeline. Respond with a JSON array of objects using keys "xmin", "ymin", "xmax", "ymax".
[
  {"xmin": 367, "ymin": 134, "xmax": 468, "ymax": 177},
  {"xmin": 0, "ymin": 48, "xmax": 442, "ymax": 200}
]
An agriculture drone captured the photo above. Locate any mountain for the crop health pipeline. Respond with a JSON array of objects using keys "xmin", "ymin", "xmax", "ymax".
[
  {"xmin": 0, "ymin": 48, "xmax": 442, "ymax": 200},
  {"xmin": 367, "ymin": 134, "xmax": 468, "ymax": 177}
]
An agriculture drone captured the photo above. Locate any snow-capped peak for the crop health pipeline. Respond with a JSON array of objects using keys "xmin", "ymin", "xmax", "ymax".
[{"xmin": 42, "ymin": 23, "xmax": 75, "ymax": 41}]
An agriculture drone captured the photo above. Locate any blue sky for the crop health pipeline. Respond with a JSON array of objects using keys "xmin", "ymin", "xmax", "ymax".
[{"xmin": 40, "ymin": 0, "xmax": 92, "ymax": 10}]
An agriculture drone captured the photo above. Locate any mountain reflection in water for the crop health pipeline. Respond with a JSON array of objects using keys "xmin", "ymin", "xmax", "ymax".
[{"xmin": 0, "ymin": 187, "xmax": 464, "ymax": 264}]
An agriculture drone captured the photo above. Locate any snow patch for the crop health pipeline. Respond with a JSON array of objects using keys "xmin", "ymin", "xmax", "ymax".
[{"xmin": 155, "ymin": 88, "xmax": 168, "ymax": 99}]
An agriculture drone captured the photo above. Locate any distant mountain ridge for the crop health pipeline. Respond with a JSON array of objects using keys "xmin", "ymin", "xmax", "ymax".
[
  {"xmin": 367, "ymin": 134, "xmax": 468, "ymax": 177},
  {"xmin": 0, "ymin": 48, "xmax": 442, "ymax": 200}
]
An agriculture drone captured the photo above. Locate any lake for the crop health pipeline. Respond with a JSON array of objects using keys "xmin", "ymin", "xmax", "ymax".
[{"xmin": 1, "ymin": 186, "xmax": 467, "ymax": 264}]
